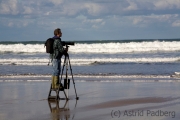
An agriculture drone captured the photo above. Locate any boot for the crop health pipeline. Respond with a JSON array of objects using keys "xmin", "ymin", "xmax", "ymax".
[
  {"xmin": 54, "ymin": 76, "xmax": 60, "ymax": 89},
  {"xmin": 54, "ymin": 76, "xmax": 63, "ymax": 89},
  {"xmin": 51, "ymin": 76, "xmax": 55, "ymax": 89}
]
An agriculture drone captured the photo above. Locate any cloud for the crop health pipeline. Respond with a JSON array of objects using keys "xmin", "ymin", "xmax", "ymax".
[
  {"xmin": 58, "ymin": 2, "xmax": 105, "ymax": 17},
  {"xmin": 172, "ymin": 20, "xmax": 180, "ymax": 27},
  {"xmin": 23, "ymin": 6, "xmax": 33, "ymax": 14},
  {"xmin": 0, "ymin": 0, "xmax": 180, "ymax": 41},
  {"xmin": 82, "ymin": 18, "xmax": 105, "ymax": 29},
  {"xmin": 0, "ymin": 17, "xmax": 34, "ymax": 27},
  {"xmin": 153, "ymin": 0, "xmax": 180, "ymax": 10},
  {"xmin": 123, "ymin": 0, "xmax": 138, "ymax": 11},
  {"xmin": 48, "ymin": 0, "xmax": 64, "ymax": 5},
  {"xmin": 1, "ymin": 0, "xmax": 180, "ymax": 17},
  {"xmin": 8, "ymin": 22, "xmax": 13, "ymax": 27},
  {"xmin": 130, "ymin": 14, "xmax": 179, "ymax": 26},
  {"xmin": 83, "ymin": 19, "xmax": 103, "ymax": 23},
  {"xmin": 84, "ymin": 3, "xmax": 104, "ymax": 16},
  {"xmin": 0, "ymin": 0, "xmax": 19, "ymax": 15}
]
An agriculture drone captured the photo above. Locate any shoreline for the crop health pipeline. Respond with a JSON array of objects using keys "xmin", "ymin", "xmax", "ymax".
[
  {"xmin": 0, "ymin": 73, "xmax": 180, "ymax": 83},
  {"xmin": 0, "ymin": 80, "xmax": 180, "ymax": 120}
]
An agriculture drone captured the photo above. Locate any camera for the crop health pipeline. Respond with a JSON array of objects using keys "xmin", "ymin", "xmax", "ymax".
[{"xmin": 61, "ymin": 41, "xmax": 75, "ymax": 46}]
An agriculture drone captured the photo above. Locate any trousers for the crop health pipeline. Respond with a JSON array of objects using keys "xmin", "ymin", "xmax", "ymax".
[{"xmin": 52, "ymin": 59, "xmax": 61, "ymax": 76}]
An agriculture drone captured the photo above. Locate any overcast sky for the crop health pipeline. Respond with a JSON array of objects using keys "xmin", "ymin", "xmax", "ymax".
[{"xmin": 0, "ymin": 0, "xmax": 180, "ymax": 41}]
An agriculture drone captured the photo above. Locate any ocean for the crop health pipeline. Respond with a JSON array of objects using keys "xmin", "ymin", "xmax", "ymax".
[{"xmin": 0, "ymin": 39, "xmax": 180, "ymax": 82}]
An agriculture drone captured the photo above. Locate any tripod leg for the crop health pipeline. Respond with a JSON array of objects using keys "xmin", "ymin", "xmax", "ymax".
[
  {"xmin": 61, "ymin": 55, "xmax": 70, "ymax": 100},
  {"xmin": 67, "ymin": 55, "xmax": 79, "ymax": 100},
  {"xmin": 63, "ymin": 90, "xmax": 68, "ymax": 100},
  {"xmin": 48, "ymin": 84, "xmax": 52, "ymax": 99},
  {"xmin": 60, "ymin": 55, "xmax": 67, "ymax": 83}
]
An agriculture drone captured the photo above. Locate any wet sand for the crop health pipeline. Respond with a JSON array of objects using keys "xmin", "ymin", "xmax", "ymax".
[{"xmin": 0, "ymin": 81, "xmax": 180, "ymax": 120}]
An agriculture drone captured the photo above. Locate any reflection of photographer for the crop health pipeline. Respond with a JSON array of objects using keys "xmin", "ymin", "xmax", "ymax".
[
  {"xmin": 50, "ymin": 28, "xmax": 74, "ymax": 89},
  {"xmin": 48, "ymin": 100, "xmax": 70, "ymax": 120}
]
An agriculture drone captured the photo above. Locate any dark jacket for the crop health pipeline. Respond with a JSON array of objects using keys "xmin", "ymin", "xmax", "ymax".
[{"xmin": 51, "ymin": 36, "xmax": 64, "ymax": 59}]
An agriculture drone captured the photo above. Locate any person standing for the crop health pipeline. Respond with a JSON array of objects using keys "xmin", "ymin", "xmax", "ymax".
[{"xmin": 51, "ymin": 28, "xmax": 67, "ymax": 89}]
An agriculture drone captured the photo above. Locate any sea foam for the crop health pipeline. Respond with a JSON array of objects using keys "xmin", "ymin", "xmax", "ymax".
[{"xmin": 0, "ymin": 41, "xmax": 179, "ymax": 54}]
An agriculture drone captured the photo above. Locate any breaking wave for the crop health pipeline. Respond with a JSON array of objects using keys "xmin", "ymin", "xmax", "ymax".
[
  {"xmin": 0, "ymin": 73, "xmax": 179, "ymax": 82},
  {"xmin": 0, "ymin": 57, "xmax": 179, "ymax": 65},
  {"xmin": 0, "ymin": 40, "xmax": 180, "ymax": 54}
]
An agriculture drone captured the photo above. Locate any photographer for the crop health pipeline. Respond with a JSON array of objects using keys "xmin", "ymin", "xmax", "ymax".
[{"xmin": 51, "ymin": 28, "xmax": 67, "ymax": 89}]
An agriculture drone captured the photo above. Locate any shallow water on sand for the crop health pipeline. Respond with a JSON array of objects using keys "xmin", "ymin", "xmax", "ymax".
[{"xmin": 0, "ymin": 81, "xmax": 180, "ymax": 120}]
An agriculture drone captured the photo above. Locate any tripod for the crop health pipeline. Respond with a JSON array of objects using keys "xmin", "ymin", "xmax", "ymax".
[{"xmin": 60, "ymin": 47, "xmax": 79, "ymax": 100}]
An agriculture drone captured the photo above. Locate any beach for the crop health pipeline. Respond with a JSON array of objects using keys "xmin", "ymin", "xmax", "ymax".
[
  {"xmin": 0, "ymin": 39, "xmax": 180, "ymax": 120},
  {"xmin": 0, "ymin": 78, "xmax": 180, "ymax": 120}
]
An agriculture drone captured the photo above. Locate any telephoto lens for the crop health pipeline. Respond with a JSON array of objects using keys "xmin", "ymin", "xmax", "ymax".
[{"xmin": 62, "ymin": 41, "xmax": 75, "ymax": 46}]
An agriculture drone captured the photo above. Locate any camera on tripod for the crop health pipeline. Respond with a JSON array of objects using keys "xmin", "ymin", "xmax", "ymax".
[
  {"xmin": 48, "ymin": 40, "xmax": 79, "ymax": 100},
  {"xmin": 61, "ymin": 41, "xmax": 75, "ymax": 55},
  {"xmin": 61, "ymin": 41, "xmax": 75, "ymax": 46}
]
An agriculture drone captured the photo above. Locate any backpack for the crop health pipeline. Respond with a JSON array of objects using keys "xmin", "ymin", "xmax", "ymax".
[{"xmin": 44, "ymin": 38, "xmax": 55, "ymax": 54}]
